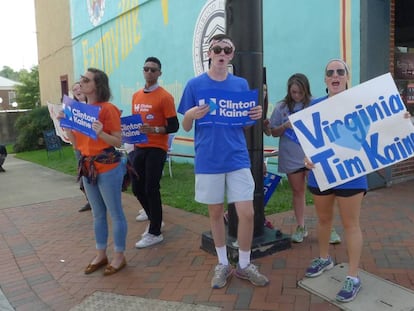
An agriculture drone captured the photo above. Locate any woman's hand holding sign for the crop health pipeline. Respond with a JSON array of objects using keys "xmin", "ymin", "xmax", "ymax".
[
  {"xmin": 303, "ymin": 157, "xmax": 315, "ymax": 170},
  {"xmin": 92, "ymin": 120, "xmax": 104, "ymax": 136}
]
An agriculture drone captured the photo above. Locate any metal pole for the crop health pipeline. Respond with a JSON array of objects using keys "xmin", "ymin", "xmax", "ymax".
[{"xmin": 226, "ymin": 0, "xmax": 264, "ymax": 237}]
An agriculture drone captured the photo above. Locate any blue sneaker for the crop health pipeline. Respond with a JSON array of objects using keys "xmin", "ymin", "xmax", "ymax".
[
  {"xmin": 336, "ymin": 277, "xmax": 361, "ymax": 302},
  {"xmin": 305, "ymin": 257, "xmax": 334, "ymax": 277}
]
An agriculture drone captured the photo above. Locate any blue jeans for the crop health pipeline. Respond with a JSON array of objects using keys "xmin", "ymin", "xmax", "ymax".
[{"xmin": 83, "ymin": 162, "xmax": 127, "ymax": 252}]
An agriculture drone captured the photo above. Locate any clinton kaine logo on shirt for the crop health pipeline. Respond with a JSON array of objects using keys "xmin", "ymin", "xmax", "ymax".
[
  {"xmin": 196, "ymin": 89, "xmax": 258, "ymax": 127},
  {"xmin": 289, "ymin": 73, "xmax": 414, "ymax": 191}
]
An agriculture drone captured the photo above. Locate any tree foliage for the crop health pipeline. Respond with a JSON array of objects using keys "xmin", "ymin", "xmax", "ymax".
[
  {"xmin": 0, "ymin": 66, "xmax": 20, "ymax": 81},
  {"xmin": 0, "ymin": 66, "xmax": 40, "ymax": 109},
  {"xmin": 14, "ymin": 106, "xmax": 54, "ymax": 152},
  {"xmin": 15, "ymin": 66, "xmax": 40, "ymax": 109}
]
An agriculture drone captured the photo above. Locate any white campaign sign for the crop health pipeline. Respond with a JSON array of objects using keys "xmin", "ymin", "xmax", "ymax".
[
  {"xmin": 289, "ymin": 73, "xmax": 414, "ymax": 191},
  {"xmin": 47, "ymin": 102, "xmax": 71, "ymax": 144}
]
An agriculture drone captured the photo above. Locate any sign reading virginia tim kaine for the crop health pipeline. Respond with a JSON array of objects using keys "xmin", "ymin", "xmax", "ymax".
[
  {"xmin": 289, "ymin": 73, "xmax": 414, "ymax": 191},
  {"xmin": 196, "ymin": 89, "xmax": 258, "ymax": 127}
]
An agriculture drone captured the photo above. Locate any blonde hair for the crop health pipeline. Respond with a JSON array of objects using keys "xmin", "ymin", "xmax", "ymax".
[
  {"xmin": 325, "ymin": 59, "xmax": 350, "ymax": 75},
  {"xmin": 325, "ymin": 59, "xmax": 350, "ymax": 90}
]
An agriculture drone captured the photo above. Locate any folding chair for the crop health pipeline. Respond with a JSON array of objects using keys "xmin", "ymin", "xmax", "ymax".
[{"xmin": 165, "ymin": 134, "xmax": 175, "ymax": 178}]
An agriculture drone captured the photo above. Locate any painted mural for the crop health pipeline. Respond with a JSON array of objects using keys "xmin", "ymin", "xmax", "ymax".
[{"xmin": 69, "ymin": 0, "xmax": 361, "ymax": 158}]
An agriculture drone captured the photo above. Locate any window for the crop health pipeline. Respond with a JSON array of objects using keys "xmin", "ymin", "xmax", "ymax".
[{"xmin": 8, "ymin": 91, "xmax": 16, "ymax": 107}]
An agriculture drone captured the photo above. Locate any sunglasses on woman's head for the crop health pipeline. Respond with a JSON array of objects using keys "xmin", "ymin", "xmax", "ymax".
[
  {"xmin": 210, "ymin": 46, "xmax": 233, "ymax": 55},
  {"xmin": 326, "ymin": 69, "xmax": 346, "ymax": 77}
]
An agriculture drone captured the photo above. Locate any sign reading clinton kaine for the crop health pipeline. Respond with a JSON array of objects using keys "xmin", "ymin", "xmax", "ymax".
[
  {"xmin": 60, "ymin": 95, "xmax": 100, "ymax": 140},
  {"xmin": 196, "ymin": 89, "xmax": 258, "ymax": 127},
  {"xmin": 121, "ymin": 115, "xmax": 148, "ymax": 144},
  {"xmin": 289, "ymin": 73, "xmax": 414, "ymax": 191}
]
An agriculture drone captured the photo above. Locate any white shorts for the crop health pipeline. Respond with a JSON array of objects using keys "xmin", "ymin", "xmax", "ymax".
[{"xmin": 195, "ymin": 168, "xmax": 254, "ymax": 204}]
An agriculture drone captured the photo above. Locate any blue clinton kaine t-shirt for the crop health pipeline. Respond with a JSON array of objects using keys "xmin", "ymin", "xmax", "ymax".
[{"xmin": 178, "ymin": 73, "xmax": 251, "ymax": 174}]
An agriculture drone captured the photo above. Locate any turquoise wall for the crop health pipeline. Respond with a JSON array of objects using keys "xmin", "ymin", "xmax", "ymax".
[
  {"xmin": 69, "ymin": 0, "xmax": 362, "ymax": 159},
  {"xmin": 263, "ymin": 0, "xmax": 360, "ymax": 113}
]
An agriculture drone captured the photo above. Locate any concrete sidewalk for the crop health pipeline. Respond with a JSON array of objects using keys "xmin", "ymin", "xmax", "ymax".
[
  {"xmin": 0, "ymin": 155, "xmax": 413, "ymax": 310},
  {"xmin": 0, "ymin": 155, "xmax": 79, "ymax": 209}
]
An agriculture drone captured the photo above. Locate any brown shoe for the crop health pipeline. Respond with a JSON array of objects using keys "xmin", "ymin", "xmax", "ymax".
[
  {"xmin": 84, "ymin": 257, "xmax": 108, "ymax": 274},
  {"xmin": 103, "ymin": 258, "xmax": 127, "ymax": 276}
]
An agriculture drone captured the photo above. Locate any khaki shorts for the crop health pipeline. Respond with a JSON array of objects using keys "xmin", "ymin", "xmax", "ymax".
[{"xmin": 195, "ymin": 168, "xmax": 254, "ymax": 204}]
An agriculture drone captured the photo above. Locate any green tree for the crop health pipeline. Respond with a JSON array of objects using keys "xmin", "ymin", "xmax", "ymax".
[
  {"xmin": 14, "ymin": 106, "xmax": 54, "ymax": 152},
  {"xmin": 15, "ymin": 66, "xmax": 40, "ymax": 109},
  {"xmin": 0, "ymin": 66, "xmax": 19, "ymax": 81}
]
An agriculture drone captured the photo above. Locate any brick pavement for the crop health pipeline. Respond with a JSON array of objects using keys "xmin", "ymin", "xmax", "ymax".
[{"xmin": 0, "ymin": 179, "xmax": 413, "ymax": 311}]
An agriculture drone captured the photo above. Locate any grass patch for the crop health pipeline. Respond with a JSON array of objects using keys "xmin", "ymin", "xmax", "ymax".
[
  {"xmin": 15, "ymin": 145, "xmax": 79, "ymax": 176},
  {"xmin": 13, "ymin": 146, "xmax": 313, "ymax": 216}
]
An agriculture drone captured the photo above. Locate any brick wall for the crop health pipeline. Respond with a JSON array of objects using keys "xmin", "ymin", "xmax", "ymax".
[
  {"xmin": 389, "ymin": 0, "xmax": 414, "ymax": 183},
  {"xmin": 0, "ymin": 110, "xmax": 30, "ymax": 144},
  {"xmin": 389, "ymin": 0, "xmax": 395, "ymax": 73}
]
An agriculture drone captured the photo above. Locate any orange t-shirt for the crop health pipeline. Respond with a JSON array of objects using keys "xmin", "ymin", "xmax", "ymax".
[
  {"xmin": 74, "ymin": 102, "xmax": 121, "ymax": 174},
  {"xmin": 131, "ymin": 86, "xmax": 177, "ymax": 151}
]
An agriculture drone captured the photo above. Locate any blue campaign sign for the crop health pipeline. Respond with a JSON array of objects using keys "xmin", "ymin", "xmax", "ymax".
[
  {"xmin": 59, "ymin": 95, "xmax": 100, "ymax": 140},
  {"xmin": 195, "ymin": 89, "xmax": 258, "ymax": 127},
  {"xmin": 121, "ymin": 114, "xmax": 148, "ymax": 144},
  {"xmin": 284, "ymin": 128, "xmax": 300, "ymax": 144},
  {"xmin": 263, "ymin": 172, "xmax": 282, "ymax": 207}
]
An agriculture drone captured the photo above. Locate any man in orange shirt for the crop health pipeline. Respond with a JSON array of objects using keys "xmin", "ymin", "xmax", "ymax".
[{"xmin": 131, "ymin": 57, "xmax": 179, "ymax": 248}]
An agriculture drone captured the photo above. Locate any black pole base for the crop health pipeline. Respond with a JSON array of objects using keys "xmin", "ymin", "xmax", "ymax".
[{"xmin": 200, "ymin": 226, "xmax": 291, "ymax": 264}]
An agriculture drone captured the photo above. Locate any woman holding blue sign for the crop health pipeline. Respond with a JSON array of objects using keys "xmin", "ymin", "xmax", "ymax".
[
  {"xmin": 71, "ymin": 81, "xmax": 92, "ymax": 213},
  {"xmin": 303, "ymin": 59, "xmax": 366, "ymax": 303},
  {"xmin": 62, "ymin": 68, "xmax": 128, "ymax": 276},
  {"xmin": 266, "ymin": 73, "xmax": 312, "ymax": 243}
]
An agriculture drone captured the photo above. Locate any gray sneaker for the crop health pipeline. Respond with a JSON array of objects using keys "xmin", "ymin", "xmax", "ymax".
[
  {"xmin": 329, "ymin": 228, "xmax": 342, "ymax": 244},
  {"xmin": 235, "ymin": 263, "xmax": 269, "ymax": 286},
  {"xmin": 211, "ymin": 264, "xmax": 233, "ymax": 289},
  {"xmin": 291, "ymin": 225, "xmax": 308, "ymax": 243}
]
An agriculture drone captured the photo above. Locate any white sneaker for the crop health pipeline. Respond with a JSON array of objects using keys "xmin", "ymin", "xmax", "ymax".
[
  {"xmin": 135, "ymin": 209, "xmax": 148, "ymax": 222},
  {"xmin": 135, "ymin": 233, "xmax": 163, "ymax": 248},
  {"xmin": 141, "ymin": 222, "xmax": 165, "ymax": 237}
]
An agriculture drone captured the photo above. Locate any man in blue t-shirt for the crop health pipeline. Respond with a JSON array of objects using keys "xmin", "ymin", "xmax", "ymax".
[{"xmin": 178, "ymin": 34, "xmax": 268, "ymax": 289}]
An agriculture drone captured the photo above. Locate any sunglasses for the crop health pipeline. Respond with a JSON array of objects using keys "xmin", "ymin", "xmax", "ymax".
[
  {"xmin": 210, "ymin": 46, "xmax": 233, "ymax": 55},
  {"xmin": 326, "ymin": 69, "xmax": 346, "ymax": 77},
  {"xmin": 143, "ymin": 67, "xmax": 160, "ymax": 73},
  {"xmin": 80, "ymin": 76, "xmax": 91, "ymax": 83}
]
